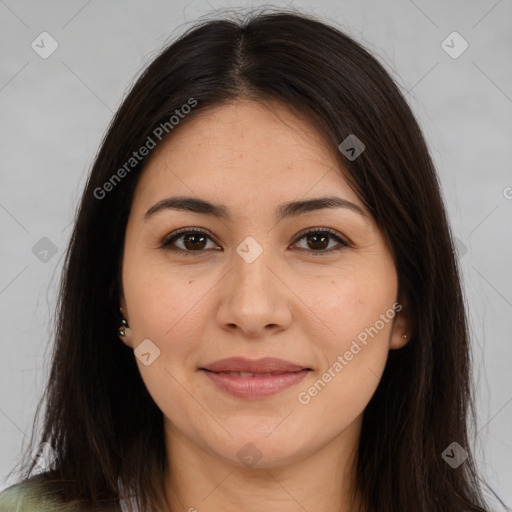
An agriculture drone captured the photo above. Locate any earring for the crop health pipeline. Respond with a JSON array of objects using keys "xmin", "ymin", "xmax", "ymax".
[
  {"xmin": 118, "ymin": 318, "xmax": 129, "ymax": 337},
  {"xmin": 403, "ymin": 333, "xmax": 407, "ymax": 339},
  {"xmin": 118, "ymin": 306, "xmax": 129, "ymax": 337}
]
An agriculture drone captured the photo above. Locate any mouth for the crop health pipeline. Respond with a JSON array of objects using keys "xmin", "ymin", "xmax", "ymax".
[
  {"xmin": 198, "ymin": 357, "xmax": 313, "ymax": 399},
  {"xmin": 199, "ymin": 356, "xmax": 312, "ymax": 374},
  {"xmin": 202, "ymin": 370, "xmax": 304, "ymax": 377}
]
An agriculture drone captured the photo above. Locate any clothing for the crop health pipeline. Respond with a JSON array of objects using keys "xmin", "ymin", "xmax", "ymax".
[
  {"xmin": 0, "ymin": 481, "xmax": 60, "ymax": 512},
  {"xmin": 0, "ymin": 479, "xmax": 125, "ymax": 512}
]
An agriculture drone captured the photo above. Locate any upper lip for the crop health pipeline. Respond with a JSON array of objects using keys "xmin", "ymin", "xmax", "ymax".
[{"xmin": 200, "ymin": 357, "xmax": 311, "ymax": 373}]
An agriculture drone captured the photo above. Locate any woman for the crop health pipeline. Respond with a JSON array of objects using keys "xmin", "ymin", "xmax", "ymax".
[{"xmin": 0, "ymin": 7, "xmax": 508, "ymax": 512}]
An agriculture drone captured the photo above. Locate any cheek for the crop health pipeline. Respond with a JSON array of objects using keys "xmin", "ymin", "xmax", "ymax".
[
  {"xmin": 296, "ymin": 263, "xmax": 397, "ymax": 407},
  {"xmin": 123, "ymin": 259, "xmax": 220, "ymax": 407},
  {"xmin": 123, "ymin": 263, "xmax": 208, "ymax": 424},
  {"xmin": 306, "ymin": 268, "xmax": 397, "ymax": 350},
  {"xmin": 123, "ymin": 254, "xmax": 210, "ymax": 340}
]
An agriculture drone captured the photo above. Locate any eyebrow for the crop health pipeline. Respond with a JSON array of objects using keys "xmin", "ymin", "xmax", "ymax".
[{"xmin": 144, "ymin": 195, "xmax": 368, "ymax": 222}]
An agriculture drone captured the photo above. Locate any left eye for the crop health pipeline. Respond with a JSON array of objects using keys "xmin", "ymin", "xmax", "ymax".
[
  {"xmin": 160, "ymin": 228, "xmax": 349, "ymax": 256},
  {"xmin": 292, "ymin": 228, "xmax": 349, "ymax": 254}
]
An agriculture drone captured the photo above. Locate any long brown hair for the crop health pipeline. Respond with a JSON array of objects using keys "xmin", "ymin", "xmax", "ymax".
[{"xmin": 7, "ymin": 7, "xmax": 509, "ymax": 512}]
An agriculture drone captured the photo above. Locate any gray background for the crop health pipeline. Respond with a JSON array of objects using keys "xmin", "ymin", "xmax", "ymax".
[{"xmin": 1, "ymin": 0, "xmax": 511, "ymax": 506}]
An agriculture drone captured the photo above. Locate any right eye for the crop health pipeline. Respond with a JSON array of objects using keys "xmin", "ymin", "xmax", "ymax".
[{"xmin": 160, "ymin": 228, "xmax": 221, "ymax": 255}]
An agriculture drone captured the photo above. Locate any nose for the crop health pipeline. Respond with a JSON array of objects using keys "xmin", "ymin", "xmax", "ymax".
[{"xmin": 215, "ymin": 243, "xmax": 293, "ymax": 338}]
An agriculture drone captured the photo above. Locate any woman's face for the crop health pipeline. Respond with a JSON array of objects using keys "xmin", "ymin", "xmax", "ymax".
[{"xmin": 120, "ymin": 99, "xmax": 409, "ymax": 469}]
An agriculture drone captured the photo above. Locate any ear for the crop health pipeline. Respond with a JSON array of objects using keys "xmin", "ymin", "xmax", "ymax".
[
  {"xmin": 118, "ymin": 295, "xmax": 133, "ymax": 348},
  {"xmin": 119, "ymin": 295, "xmax": 128, "ymax": 319},
  {"xmin": 389, "ymin": 297, "xmax": 412, "ymax": 350}
]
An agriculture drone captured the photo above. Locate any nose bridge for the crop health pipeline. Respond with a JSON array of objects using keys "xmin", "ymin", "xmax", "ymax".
[
  {"xmin": 217, "ymin": 234, "xmax": 292, "ymax": 334},
  {"xmin": 232, "ymin": 234, "xmax": 275, "ymax": 297}
]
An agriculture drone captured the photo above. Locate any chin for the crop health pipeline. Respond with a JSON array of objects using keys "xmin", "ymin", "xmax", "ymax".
[{"xmin": 205, "ymin": 430, "xmax": 313, "ymax": 470}]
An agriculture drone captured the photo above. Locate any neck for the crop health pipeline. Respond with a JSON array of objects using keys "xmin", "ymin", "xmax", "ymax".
[{"xmin": 163, "ymin": 416, "xmax": 365, "ymax": 512}]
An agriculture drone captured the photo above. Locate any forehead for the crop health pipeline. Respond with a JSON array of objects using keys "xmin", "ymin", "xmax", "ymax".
[{"xmin": 130, "ymin": 100, "xmax": 361, "ymax": 215}]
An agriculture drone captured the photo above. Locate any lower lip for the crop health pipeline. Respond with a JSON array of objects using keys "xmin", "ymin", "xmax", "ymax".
[{"xmin": 200, "ymin": 369, "xmax": 310, "ymax": 399}]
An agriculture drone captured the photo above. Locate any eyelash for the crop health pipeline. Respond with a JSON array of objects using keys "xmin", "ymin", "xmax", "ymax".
[{"xmin": 159, "ymin": 227, "xmax": 350, "ymax": 257}]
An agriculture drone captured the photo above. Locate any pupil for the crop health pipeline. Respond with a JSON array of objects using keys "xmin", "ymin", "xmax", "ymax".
[
  {"xmin": 308, "ymin": 233, "xmax": 328, "ymax": 250},
  {"xmin": 185, "ymin": 233, "xmax": 206, "ymax": 250}
]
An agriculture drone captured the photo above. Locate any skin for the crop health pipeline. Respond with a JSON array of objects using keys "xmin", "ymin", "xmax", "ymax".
[{"xmin": 119, "ymin": 99, "xmax": 410, "ymax": 512}]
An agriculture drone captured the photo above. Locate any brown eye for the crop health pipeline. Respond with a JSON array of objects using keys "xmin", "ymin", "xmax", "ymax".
[
  {"xmin": 160, "ymin": 229, "xmax": 219, "ymax": 255},
  {"xmin": 292, "ymin": 229, "xmax": 349, "ymax": 256},
  {"xmin": 181, "ymin": 232, "xmax": 208, "ymax": 250},
  {"xmin": 305, "ymin": 232, "xmax": 329, "ymax": 250}
]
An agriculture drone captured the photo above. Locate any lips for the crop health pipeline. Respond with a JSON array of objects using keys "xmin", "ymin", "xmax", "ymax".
[
  {"xmin": 200, "ymin": 356, "xmax": 310, "ymax": 374},
  {"xmin": 199, "ymin": 357, "xmax": 312, "ymax": 399},
  {"xmin": 212, "ymin": 372, "xmax": 280, "ymax": 377}
]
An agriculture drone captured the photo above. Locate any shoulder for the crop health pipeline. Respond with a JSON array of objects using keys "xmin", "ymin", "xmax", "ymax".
[
  {"xmin": 0, "ymin": 477, "xmax": 121, "ymax": 512},
  {"xmin": 0, "ymin": 477, "xmax": 62, "ymax": 512}
]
